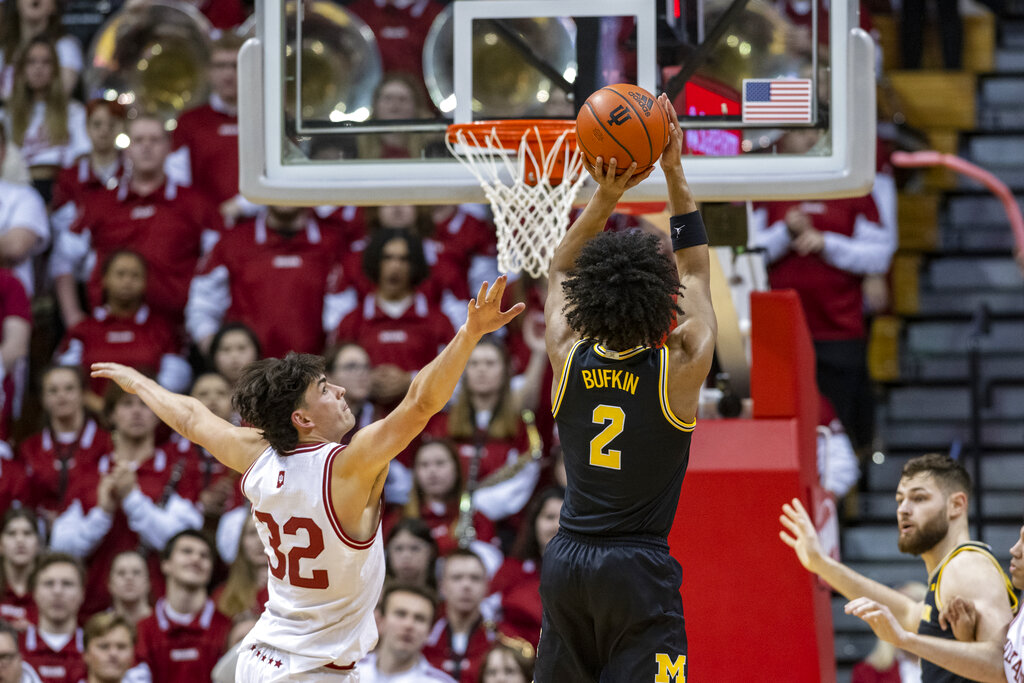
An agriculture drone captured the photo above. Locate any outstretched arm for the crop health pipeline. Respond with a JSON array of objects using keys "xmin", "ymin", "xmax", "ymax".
[
  {"xmin": 544, "ymin": 159, "xmax": 654, "ymax": 378},
  {"xmin": 845, "ymin": 598, "xmax": 1008, "ymax": 683},
  {"xmin": 90, "ymin": 363, "xmax": 267, "ymax": 473},
  {"xmin": 780, "ymin": 498, "xmax": 923, "ymax": 630}
]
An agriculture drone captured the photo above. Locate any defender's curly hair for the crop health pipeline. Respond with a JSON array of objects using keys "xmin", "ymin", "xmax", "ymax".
[
  {"xmin": 561, "ymin": 231, "xmax": 680, "ymax": 350},
  {"xmin": 232, "ymin": 352, "xmax": 325, "ymax": 454}
]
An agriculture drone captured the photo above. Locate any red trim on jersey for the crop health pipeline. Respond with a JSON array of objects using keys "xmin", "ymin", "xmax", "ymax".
[
  {"xmin": 325, "ymin": 662, "xmax": 356, "ymax": 671},
  {"xmin": 322, "ymin": 445, "xmax": 377, "ymax": 549}
]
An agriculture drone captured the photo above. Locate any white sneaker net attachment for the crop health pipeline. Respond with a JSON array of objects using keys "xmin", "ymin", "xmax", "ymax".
[{"xmin": 446, "ymin": 121, "xmax": 585, "ymax": 279}]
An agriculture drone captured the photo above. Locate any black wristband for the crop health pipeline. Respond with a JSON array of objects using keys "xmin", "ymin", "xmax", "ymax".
[{"xmin": 670, "ymin": 211, "xmax": 708, "ymax": 251}]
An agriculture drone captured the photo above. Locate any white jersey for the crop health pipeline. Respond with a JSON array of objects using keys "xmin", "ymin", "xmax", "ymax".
[
  {"xmin": 241, "ymin": 441, "xmax": 385, "ymax": 673},
  {"xmin": 1006, "ymin": 608, "xmax": 1023, "ymax": 683}
]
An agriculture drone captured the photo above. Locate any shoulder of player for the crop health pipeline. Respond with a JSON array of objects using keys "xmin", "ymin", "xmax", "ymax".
[
  {"xmin": 938, "ymin": 547, "xmax": 1009, "ymax": 601},
  {"xmin": 666, "ymin": 317, "xmax": 716, "ymax": 366}
]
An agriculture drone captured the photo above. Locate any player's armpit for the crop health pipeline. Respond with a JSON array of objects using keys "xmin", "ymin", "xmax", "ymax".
[
  {"xmin": 937, "ymin": 550, "xmax": 1016, "ymax": 642},
  {"xmin": 543, "ymin": 270, "xmax": 577, "ymax": 397}
]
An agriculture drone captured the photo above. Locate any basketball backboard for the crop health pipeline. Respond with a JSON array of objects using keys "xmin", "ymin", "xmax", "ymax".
[{"xmin": 238, "ymin": 0, "xmax": 875, "ymax": 204}]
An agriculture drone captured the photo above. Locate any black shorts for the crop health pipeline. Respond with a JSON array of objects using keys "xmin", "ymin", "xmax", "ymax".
[{"xmin": 536, "ymin": 529, "xmax": 687, "ymax": 683}]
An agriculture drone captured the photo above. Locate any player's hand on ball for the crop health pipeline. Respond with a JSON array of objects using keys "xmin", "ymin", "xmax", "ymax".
[
  {"xmin": 585, "ymin": 156, "xmax": 655, "ymax": 195},
  {"xmin": 779, "ymin": 498, "xmax": 827, "ymax": 572},
  {"xmin": 657, "ymin": 93, "xmax": 684, "ymax": 173}
]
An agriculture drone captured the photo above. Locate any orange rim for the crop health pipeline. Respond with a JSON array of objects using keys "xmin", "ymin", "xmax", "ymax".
[{"xmin": 446, "ymin": 120, "xmax": 577, "ymax": 151}]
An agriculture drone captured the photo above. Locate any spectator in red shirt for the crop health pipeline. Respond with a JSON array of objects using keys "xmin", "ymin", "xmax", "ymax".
[
  {"xmin": 56, "ymin": 250, "xmax": 190, "ymax": 415},
  {"xmin": 80, "ymin": 612, "xmax": 146, "ymax": 683},
  {"xmin": 396, "ymin": 440, "xmax": 501, "ymax": 574},
  {"xmin": 0, "ymin": 458, "xmax": 29, "ymax": 525},
  {"xmin": 213, "ymin": 516, "xmax": 267, "ymax": 620},
  {"xmin": 479, "ymin": 640, "xmax": 534, "ymax": 683},
  {"xmin": 206, "ymin": 324, "xmax": 260, "ymax": 392},
  {"xmin": 106, "ymin": 551, "xmax": 151, "ymax": 627},
  {"xmin": 0, "ymin": 127, "xmax": 50, "ymax": 297},
  {"xmin": 0, "ymin": 268, "xmax": 31, "ymax": 441},
  {"xmin": 357, "ymin": 71, "xmax": 439, "ymax": 160},
  {"xmin": 487, "ymin": 487, "xmax": 563, "ymax": 648},
  {"xmin": 49, "ymin": 387, "xmax": 203, "ymax": 616},
  {"xmin": 135, "ymin": 530, "xmax": 230, "ymax": 683},
  {"xmin": 171, "ymin": 34, "xmax": 252, "ymax": 226},
  {"xmin": 423, "ymin": 549, "xmax": 497, "ymax": 683},
  {"xmin": 333, "ymin": 228, "xmax": 455, "ymax": 406},
  {"xmin": 0, "ymin": 617, "xmax": 41, "ymax": 683},
  {"xmin": 20, "ymin": 554, "xmax": 86, "ymax": 683},
  {"xmin": 325, "ymin": 343, "xmax": 376, "ymax": 439},
  {"xmin": 51, "ymin": 115, "xmax": 220, "ymax": 329},
  {"xmin": 385, "ymin": 518, "xmax": 439, "ymax": 591},
  {"xmin": 19, "ymin": 366, "xmax": 111, "ymax": 525},
  {"xmin": 0, "ymin": 510, "xmax": 41, "ymax": 631},
  {"xmin": 186, "ymin": 206, "xmax": 343, "ymax": 358}
]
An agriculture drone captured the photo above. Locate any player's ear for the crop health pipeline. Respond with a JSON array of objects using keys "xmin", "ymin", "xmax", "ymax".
[
  {"xmin": 291, "ymin": 408, "xmax": 314, "ymax": 431},
  {"xmin": 947, "ymin": 490, "xmax": 968, "ymax": 519}
]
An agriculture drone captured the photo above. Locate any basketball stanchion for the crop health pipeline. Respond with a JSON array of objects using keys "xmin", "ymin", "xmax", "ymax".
[{"xmin": 446, "ymin": 121, "xmax": 585, "ymax": 279}]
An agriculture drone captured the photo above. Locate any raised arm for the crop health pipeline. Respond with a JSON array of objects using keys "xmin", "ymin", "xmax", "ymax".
[
  {"xmin": 341, "ymin": 277, "xmax": 524, "ymax": 486},
  {"xmin": 658, "ymin": 95, "xmax": 717, "ymax": 421},
  {"xmin": 544, "ymin": 158, "xmax": 654, "ymax": 378},
  {"xmin": 780, "ymin": 498, "xmax": 923, "ymax": 630},
  {"xmin": 90, "ymin": 363, "xmax": 267, "ymax": 473}
]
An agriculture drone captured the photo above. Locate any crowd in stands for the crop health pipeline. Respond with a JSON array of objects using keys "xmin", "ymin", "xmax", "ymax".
[{"xmin": 0, "ymin": 0, "xmax": 912, "ymax": 680}]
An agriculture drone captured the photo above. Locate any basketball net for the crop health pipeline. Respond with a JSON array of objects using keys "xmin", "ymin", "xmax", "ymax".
[{"xmin": 446, "ymin": 122, "xmax": 585, "ymax": 279}]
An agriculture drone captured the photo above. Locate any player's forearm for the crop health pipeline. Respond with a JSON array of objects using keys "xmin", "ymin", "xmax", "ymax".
[
  {"xmin": 548, "ymin": 188, "xmax": 619, "ymax": 275},
  {"xmin": 662, "ymin": 166, "xmax": 709, "ymax": 287},
  {"xmin": 816, "ymin": 557, "xmax": 921, "ymax": 629},
  {"xmin": 898, "ymin": 632, "xmax": 1007, "ymax": 683},
  {"xmin": 129, "ymin": 374, "xmax": 207, "ymax": 444},
  {"xmin": 405, "ymin": 325, "xmax": 481, "ymax": 416},
  {"xmin": 664, "ymin": 165, "xmax": 697, "ymax": 215}
]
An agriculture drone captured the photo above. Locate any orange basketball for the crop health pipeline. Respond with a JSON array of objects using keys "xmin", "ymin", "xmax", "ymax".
[{"xmin": 576, "ymin": 84, "xmax": 669, "ymax": 175}]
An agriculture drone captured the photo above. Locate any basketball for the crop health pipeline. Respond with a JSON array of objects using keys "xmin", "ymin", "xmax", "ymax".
[{"xmin": 576, "ymin": 84, "xmax": 669, "ymax": 174}]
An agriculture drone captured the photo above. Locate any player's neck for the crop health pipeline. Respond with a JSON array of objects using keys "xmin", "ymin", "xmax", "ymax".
[
  {"xmin": 129, "ymin": 171, "xmax": 165, "ymax": 197},
  {"xmin": 375, "ymin": 646, "xmax": 419, "ymax": 674},
  {"xmin": 113, "ymin": 597, "xmax": 152, "ymax": 624},
  {"xmin": 39, "ymin": 615, "xmax": 76, "ymax": 636},
  {"xmin": 50, "ymin": 411, "xmax": 84, "ymax": 435},
  {"xmin": 163, "ymin": 581, "xmax": 208, "ymax": 617},
  {"xmin": 921, "ymin": 522, "xmax": 971, "ymax": 575},
  {"xmin": 446, "ymin": 607, "xmax": 481, "ymax": 634}
]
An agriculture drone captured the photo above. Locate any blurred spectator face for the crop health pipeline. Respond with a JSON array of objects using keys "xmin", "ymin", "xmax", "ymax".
[
  {"xmin": 110, "ymin": 394, "xmax": 158, "ymax": 440},
  {"xmin": 1009, "ymin": 524, "xmax": 1023, "ymax": 590},
  {"xmin": 23, "ymin": 42, "xmax": 55, "ymax": 94},
  {"xmin": 34, "ymin": 562, "xmax": 85, "ymax": 626},
  {"xmin": 214, "ymin": 330, "xmax": 259, "ymax": 385},
  {"xmin": 266, "ymin": 206, "xmax": 309, "ymax": 234},
  {"xmin": 374, "ymin": 79, "xmax": 417, "ymax": 120},
  {"xmin": 378, "ymin": 237, "xmax": 413, "ymax": 298},
  {"xmin": 190, "ymin": 373, "xmax": 233, "ymax": 422},
  {"xmin": 440, "ymin": 555, "xmax": 486, "ymax": 615},
  {"xmin": 535, "ymin": 497, "xmax": 562, "ymax": 557},
  {"xmin": 209, "ymin": 48, "xmax": 239, "ymax": 103},
  {"xmin": 161, "ymin": 536, "xmax": 213, "ymax": 591},
  {"xmin": 414, "ymin": 442, "xmax": 458, "ymax": 500},
  {"xmin": 328, "ymin": 346, "xmax": 372, "ymax": 405},
  {"xmin": 465, "ymin": 343, "xmax": 504, "ymax": 396},
  {"xmin": 87, "ymin": 105, "xmax": 124, "ymax": 155},
  {"xmin": 377, "ymin": 205, "xmax": 416, "ymax": 230},
  {"xmin": 126, "ymin": 118, "xmax": 170, "ymax": 177},
  {"xmin": 16, "ymin": 0, "xmax": 56, "ymax": 23},
  {"xmin": 0, "ymin": 631, "xmax": 23, "ymax": 683},
  {"xmin": 386, "ymin": 529, "xmax": 432, "ymax": 586},
  {"xmin": 379, "ymin": 591, "xmax": 433, "ymax": 660},
  {"xmin": 42, "ymin": 367, "xmax": 84, "ymax": 423},
  {"xmin": 102, "ymin": 252, "xmax": 147, "ymax": 307},
  {"xmin": 107, "ymin": 552, "xmax": 149, "ymax": 606},
  {"xmin": 82, "ymin": 624, "xmax": 134, "ymax": 683},
  {"xmin": 481, "ymin": 648, "xmax": 529, "ymax": 683},
  {"xmin": 0, "ymin": 516, "xmax": 39, "ymax": 569}
]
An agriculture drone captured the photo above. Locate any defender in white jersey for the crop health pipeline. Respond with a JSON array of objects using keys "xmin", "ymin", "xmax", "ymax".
[
  {"xmin": 846, "ymin": 523, "xmax": 1024, "ymax": 683},
  {"xmin": 91, "ymin": 277, "xmax": 524, "ymax": 682}
]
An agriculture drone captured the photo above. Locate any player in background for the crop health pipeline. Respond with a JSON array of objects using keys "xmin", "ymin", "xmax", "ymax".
[
  {"xmin": 536, "ymin": 94, "xmax": 717, "ymax": 682},
  {"xmin": 89, "ymin": 277, "xmax": 524, "ymax": 681}
]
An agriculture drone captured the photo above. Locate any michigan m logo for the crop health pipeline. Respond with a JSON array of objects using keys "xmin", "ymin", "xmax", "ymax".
[{"xmin": 655, "ymin": 653, "xmax": 686, "ymax": 682}]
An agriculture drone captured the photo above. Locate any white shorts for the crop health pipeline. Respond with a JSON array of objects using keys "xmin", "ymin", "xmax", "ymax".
[{"xmin": 235, "ymin": 642, "xmax": 359, "ymax": 682}]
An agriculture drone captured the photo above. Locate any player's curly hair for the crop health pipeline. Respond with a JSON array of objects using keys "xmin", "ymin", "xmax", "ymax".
[
  {"xmin": 561, "ymin": 231, "xmax": 680, "ymax": 350},
  {"xmin": 233, "ymin": 352, "xmax": 325, "ymax": 454}
]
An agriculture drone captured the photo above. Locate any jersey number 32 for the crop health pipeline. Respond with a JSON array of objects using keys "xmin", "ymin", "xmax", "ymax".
[{"xmin": 253, "ymin": 510, "xmax": 330, "ymax": 589}]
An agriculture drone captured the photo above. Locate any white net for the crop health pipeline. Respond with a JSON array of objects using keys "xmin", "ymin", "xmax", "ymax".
[{"xmin": 446, "ymin": 123, "xmax": 585, "ymax": 279}]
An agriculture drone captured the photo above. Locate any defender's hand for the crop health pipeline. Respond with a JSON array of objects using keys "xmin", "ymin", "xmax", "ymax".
[
  {"xmin": 779, "ymin": 498, "xmax": 827, "ymax": 573},
  {"xmin": 846, "ymin": 598, "xmax": 910, "ymax": 647},
  {"xmin": 465, "ymin": 276, "xmax": 525, "ymax": 338},
  {"xmin": 939, "ymin": 595, "xmax": 979, "ymax": 641},
  {"xmin": 658, "ymin": 93, "xmax": 684, "ymax": 175},
  {"xmin": 91, "ymin": 362, "xmax": 147, "ymax": 394}
]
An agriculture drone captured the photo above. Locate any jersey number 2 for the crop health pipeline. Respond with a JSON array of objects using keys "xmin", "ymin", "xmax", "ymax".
[
  {"xmin": 590, "ymin": 405, "xmax": 624, "ymax": 470},
  {"xmin": 253, "ymin": 510, "xmax": 329, "ymax": 589}
]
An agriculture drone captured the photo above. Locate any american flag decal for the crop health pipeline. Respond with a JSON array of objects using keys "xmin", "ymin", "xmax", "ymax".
[{"xmin": 742, "ymin": 79, "xmax": 813, "ymax": 123}]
